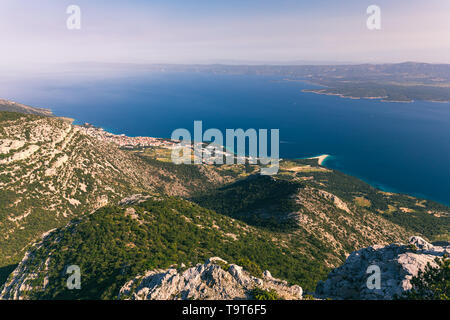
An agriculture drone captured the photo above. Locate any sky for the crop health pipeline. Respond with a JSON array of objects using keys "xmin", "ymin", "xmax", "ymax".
[{"xmin": 0, "ymin": 0, "xmax": 449, "ymax": 69}]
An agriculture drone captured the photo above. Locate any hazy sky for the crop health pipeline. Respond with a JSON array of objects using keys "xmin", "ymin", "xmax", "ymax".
[{"xmin": 1, "ymin": 0, "xmax": 449, "ymax": 68}]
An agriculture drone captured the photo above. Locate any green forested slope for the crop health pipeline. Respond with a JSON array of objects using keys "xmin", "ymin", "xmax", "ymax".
[{"xmin": 0, "ymin": 197, "xmax": 328, "ymax": 299}]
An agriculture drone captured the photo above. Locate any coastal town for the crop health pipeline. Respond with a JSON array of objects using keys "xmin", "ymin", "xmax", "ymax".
[
  {"xmin": 77, "ymin": 123, "xmax": 177, "ymax": 149},
  {"xmin": 76, "ymin": 123, "xmax": 253, "ymax": 165}
]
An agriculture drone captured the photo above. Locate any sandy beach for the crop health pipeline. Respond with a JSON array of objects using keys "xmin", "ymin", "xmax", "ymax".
[{"xmin": 307, "ymin": 154, "xmax": 330, "ymax": 166}]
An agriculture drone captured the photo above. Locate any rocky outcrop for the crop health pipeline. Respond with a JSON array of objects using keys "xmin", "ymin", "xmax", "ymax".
[
  {"xmin": 315, "ymin": 236, "xmax": 449, "ymax": 300},
  {"xmin": 119, "ymin": 257, "xmax": 303, "ymax": 300},
  {"xmin": 317, "ymin": 189, "xmax": 351, "ymax": 214},
  {"xmin": 119, "ymin": 194, "xmax": 153, "ymax": 206}
]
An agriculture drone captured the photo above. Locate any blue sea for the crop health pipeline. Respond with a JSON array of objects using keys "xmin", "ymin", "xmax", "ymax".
[{"xmin": 1, "ymin": 70, "xmax": 449, "ymax": 206}]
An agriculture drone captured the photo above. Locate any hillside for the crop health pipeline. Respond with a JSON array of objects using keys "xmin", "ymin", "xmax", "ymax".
[
  {"xmin": 193, "ymin": 161, "xmax": 450, "ymax": 244},
  {"xmin": 0, "ymin": 193, "xmax": 447, "ymax": 300},
  {"xmin": 0, "ymin": 197, "xmax": 326, "ymax": 299},
  {"xmin": 0, "ymin": 99, "xmax": 53, "ymax": 117},
  {"xmin": 0, "ymin": 111, "xmax": 235, "ymax": 274},
  {"xmin": 0, "ymin": 109, "xmax": 449, "ymax": 299}
]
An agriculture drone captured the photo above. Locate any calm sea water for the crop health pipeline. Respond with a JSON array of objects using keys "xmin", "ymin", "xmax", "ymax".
[{"xmin": 1, "ymin": 70, "xmax": 449, "ymax": 205}]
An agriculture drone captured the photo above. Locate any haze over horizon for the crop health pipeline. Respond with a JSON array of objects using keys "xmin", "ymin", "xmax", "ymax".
[{"xmin": 1, "ymin": 0, "xmax": 450, "ymax": 71}]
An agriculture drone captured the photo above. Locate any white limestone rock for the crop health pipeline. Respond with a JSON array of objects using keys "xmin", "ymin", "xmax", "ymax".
[
  {"xmin": 315, "ymin": 236, "xmax": 449, "ymax": 300},
  {"xmin": 119, "ymin": 257, "xmax": 303, "ymax": 300}
]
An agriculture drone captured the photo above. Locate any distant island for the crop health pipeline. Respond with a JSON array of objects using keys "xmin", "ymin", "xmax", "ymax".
[
  {"xmin": 85, "ymin": 62, "xmax": 450, "ymax": 103},
  {"xmin": 22, "ymin": 61, "xmax": 450, "ymax": 104}
]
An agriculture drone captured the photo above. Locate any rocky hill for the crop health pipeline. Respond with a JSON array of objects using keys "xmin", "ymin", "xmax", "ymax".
[
  {"xmin": 119, "ymin": 257, "xmax": 303, "ymax": 300},
  {"xmin": 0, "ymin": 196, "xmax": 321, "ymax": 299},
  {"xmin": 192, "ymin": 163, "xmax": 450, "ymax": 267},
  {"xmin": 0, "ymin": 111, "xmax": 235, "ymax": 270},
  {"xmin": 315, "ymin": 236, "xmax": 449, "ymax": 299}
]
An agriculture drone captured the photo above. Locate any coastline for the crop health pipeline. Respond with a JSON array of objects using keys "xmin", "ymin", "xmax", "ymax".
[
  {"xmin": 301, "ymin": 89, "xmax": 415, "ymax": 103},
  {"xmin": 301, "ymin": 88, "xmax": 450, "ymax": 104}
]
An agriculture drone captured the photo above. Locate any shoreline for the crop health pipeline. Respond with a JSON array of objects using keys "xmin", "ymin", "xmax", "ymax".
[
  {"xmin": 301, "ymin": 88, "xmax": 450, "ymax": 104},
  {"xmin": 301, "ymin": 89, "xmax": 417, "ymax": 103},
  {"xmin": 4, "ymin": 95, "xmax": 449, "ymax": 206}
]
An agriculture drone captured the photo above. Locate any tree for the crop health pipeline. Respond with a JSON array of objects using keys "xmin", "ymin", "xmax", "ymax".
[{"xmin": 403, "ymin": 257, "xmax": 449, "ymax": 300}]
